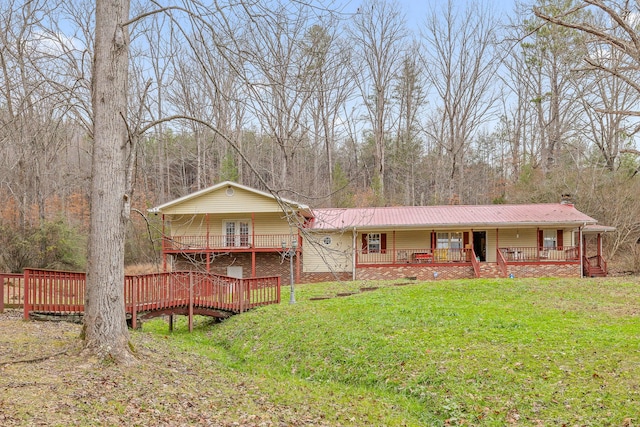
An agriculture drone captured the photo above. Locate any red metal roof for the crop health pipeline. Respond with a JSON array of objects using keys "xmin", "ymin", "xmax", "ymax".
[{"xmin": 309, "ymin": 203, "xmax": 598, "ymax": 230}]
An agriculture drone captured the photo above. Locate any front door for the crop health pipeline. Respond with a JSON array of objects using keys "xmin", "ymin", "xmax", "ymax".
[{"xmin": 473, "ymin": 231, "xmax": 487, "ymax": 262}]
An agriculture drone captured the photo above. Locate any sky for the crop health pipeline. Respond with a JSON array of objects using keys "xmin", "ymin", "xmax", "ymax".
[{"xmin": 337, "ymin": 0, "xmax": 517, "ymax": 30}]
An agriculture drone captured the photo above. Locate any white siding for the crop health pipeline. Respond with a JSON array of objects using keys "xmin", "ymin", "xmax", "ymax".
[
  {"xmin": 497, "ymin": 229, "xmax": 537, "ymax": 251},
  {"xmin": 486, "ymin": 229, "xmax": 497, "ymax": 263},
  {"xmin": 161, "ymin": 186, "xmax": 287, "ymax": 215},
  {"xmin": 302, "ymin": 231, "xmax": 353, "ymax": 273},
  {"xmin": 393, "ymin": 230, "xmax": 432, "ymax": 250},
  {"xmin": 166, "ymin": 212, "xmax": 296, "ymax": 238}
]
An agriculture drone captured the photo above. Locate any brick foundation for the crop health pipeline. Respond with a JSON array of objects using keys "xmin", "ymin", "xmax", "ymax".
[
  {"xmin": 174, "ymin": 252, "xmax": 293, "ymax": 284},
  {"xmin": 507, "ymin": 263, "xmax": 581, "ymax": 278},
  {"xmin": 173, "ymin": 254, "xmax": 582, "ymax": 284},
  {"xmin": 355, "ymin": 264, "xmax": 475, "ymax": 281},
  {"xmin": 300, "ymin": 272, "xmax": 353, "ymax": 283}
]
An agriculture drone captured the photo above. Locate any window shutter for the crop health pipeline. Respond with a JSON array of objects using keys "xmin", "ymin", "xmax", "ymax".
[
  {"xmin": 538, "ymin": 230, "xmax": 543, "ymax": 249},
  {"xmin": 557, "ymin": 230, "xmax": 564, "ymax": 249},
  {"xmin": 463, "ymin": 232, "xmax": 469, "ymax": 247},
  {"xmin": 362, "ymin": 234, "xmax": 368, "ymax": 254},
  {"xmin": 431, "ymin": 231, "xmax": 435, "ymax": 251},
  {"xmin": 381, "ymin": 233, "xmax": 387, "ymax": 254}
]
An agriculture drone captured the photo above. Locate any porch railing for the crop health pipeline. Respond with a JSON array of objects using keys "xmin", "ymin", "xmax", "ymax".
[
  {"xmin": 357, "ymin": 248, "xmax": 473, "ymax": 265},
  {"xmin": 496, "ymin": 249, "xmax": 508, "ymax": 277},
  {"xmin": 1, "ymin": 273, "xmax": 25, "ymax": 312},
  {"xmin": 470, "ymin": 248, "xmax": 481, "ymax": 278},
  {"xmin": 498, "ymin": 246, "xmax": 579, "ymax": 263},
  {"xmin": 165, "ymin": 234, "xmax": 293, "ymax": 251},
  {"xmin": 583, "ymin": 255, "xmax": 607, "ymax": 276},
  {"xmin": 22, "ymin": 269, "xmax": 280, "ymax": 322}
]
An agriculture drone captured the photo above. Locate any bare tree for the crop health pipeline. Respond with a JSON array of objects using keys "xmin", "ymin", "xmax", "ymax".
[
  {"xmin": 83, "ymin": 0, "xmax": 134, "ymax": 363},
  {"xmin": 533, "ymin": 1, "xmax": 640, "ymax": 170},
  {"xmin": 303, "ymin": 22, "xmax": 354, "ymax": 200},
  {"xmin": 348, "ymin": 0, "xmax": 407, "ymax": 202},
  {"xmin": 421, "ymin": 0, "xmax": 501, "ymax": 203},
  {"xmin": 389, "ymin": 41, "xmax": 426, "ymax": 205}
]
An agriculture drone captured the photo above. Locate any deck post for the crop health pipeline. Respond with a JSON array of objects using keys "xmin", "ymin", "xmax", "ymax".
[
  {"xmin": 188, "ymin": 272, "xmax": 194, "ymax": 333},
  {"xmin": 0, "ymin": 274, "xmax": 4, "ymax": 313},
  {"xmin": 23, "ymin": 269, "xmax": 30, "ymax": 320},
  {"xmin": 131, "ymin": 276, "xmax": 137, "ymax": 330}
]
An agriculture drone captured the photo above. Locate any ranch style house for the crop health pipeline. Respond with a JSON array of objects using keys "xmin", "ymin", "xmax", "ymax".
[{"xmin": 149, "ymin": 181, "xmax": 613, "ymax": 284}]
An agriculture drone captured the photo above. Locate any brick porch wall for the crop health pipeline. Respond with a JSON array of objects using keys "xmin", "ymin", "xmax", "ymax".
[
  {"xmin": 174, "ymin": 255, "xmax": 582, "ymax": 284},
  {"xmin": 355, "ymin": 264, "xmax": 475, "ymax": 281},
  {"xmin": 174, "ymin": 252, "xmax": 292, "ymax": 283},
  {"xmin": 507, "ymin": 263, "xmax": 581, "ymax": 278}
]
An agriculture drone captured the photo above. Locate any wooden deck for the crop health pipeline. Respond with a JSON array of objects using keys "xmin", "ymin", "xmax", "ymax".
[{"xmin": 9, "ymin": 269, "xmax": 280, "ymax": 331}]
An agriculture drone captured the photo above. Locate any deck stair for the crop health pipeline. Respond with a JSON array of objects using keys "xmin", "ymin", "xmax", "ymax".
[{"xmin": 586, "ymin": 266, "xmax": 607, "ymax": 278}]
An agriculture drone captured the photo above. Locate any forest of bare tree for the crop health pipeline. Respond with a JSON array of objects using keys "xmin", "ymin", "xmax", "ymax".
[{"xmin": 1, "ymin": 0, "xmax": 640, "ymax": 274}]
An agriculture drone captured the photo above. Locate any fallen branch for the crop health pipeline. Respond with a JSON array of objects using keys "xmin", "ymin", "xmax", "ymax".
[{"xmin": 0, "ymin": 349, "xmax": 70, "ymax": 367}]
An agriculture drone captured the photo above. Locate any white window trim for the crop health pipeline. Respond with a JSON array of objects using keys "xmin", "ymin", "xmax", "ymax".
[{"xmin": 223, "ymin": 219, "xmax": 252, "ymax": 247}]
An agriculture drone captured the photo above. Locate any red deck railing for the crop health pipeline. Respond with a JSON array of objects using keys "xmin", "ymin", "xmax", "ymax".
[
  {"xmin": 356, "ymin": 248, "xmax": 474, "ymax": 265},
  {"xmin": 21, "ymin": 269, "xmax": 280, "ymax": 329},
  {"xmin": 498, "ymin": 246, "xmax": 579, "ymax": 263},
  {"xmin": 164, "ymin": 234, "xmax": 292, "ymax": 251},
  {"xmin": 496, "ymin": 249, "xmax": 508, "ymax": 278},
  {"xmin": 1, "ymin": 273, "xmax": 25, "ymax": 312}
]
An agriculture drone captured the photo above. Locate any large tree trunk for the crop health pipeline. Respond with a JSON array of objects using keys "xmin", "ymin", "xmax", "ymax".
[{"xmin": 83, "ymin": 0, "xmax": 134, "ymax": 364}]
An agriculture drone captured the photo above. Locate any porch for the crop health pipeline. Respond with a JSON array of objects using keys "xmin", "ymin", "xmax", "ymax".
[
  {"xmin": 356, "ymin": 246, "xmax": 581, "ymax": 267},
  {"xmin": 497, "ymin": 246, "xmax": 580, "ymax": 263},
  {"xmin": 163, "ymin": 234, "xmax": 295, "ymax": 252},
  {"xmin": 356, "ymin": 248, "xmax": 475, "ymax": 266}
]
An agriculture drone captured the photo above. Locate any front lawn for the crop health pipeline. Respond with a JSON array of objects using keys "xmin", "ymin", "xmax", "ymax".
[{"xmin": 145, "ymin": 277, "xmax": 640, "ymax": 425}]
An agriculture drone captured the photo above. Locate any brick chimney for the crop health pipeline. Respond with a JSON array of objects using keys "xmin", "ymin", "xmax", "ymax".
[{"xmin": 560, "ymin": 193, "xmax": 573, "ymax": 205}]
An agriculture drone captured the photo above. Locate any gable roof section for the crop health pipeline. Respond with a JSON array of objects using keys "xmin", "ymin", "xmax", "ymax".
[
  {"xmin": 310, "ymin": 203, "xmax": 598, "ymax": 231},
  {"xmin": 149, "ymin": 181, "xmax": 310, "ymax": 215}
]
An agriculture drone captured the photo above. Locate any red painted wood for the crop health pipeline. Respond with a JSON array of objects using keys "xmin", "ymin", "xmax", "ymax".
[{"xmin": 19, "ymin": 269, "xmax": 280, "ymax": 324}]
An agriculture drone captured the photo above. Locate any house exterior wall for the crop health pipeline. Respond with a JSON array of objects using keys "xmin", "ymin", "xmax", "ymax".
[
  {"xmin": 497, "ymin": 228, "xmax": 536, "ymax": 250},
  {"xmin": 160, "ymin": 186, "xmax": 286, "ymax": 215},
  {"xmin": 393, "ymin": 230, "xmax": 431, "ymax": 249},
  {"xmin": 166, "ymin": 212, "xmax": 296, "ymax": 238},
  {"xmin": 485, "ymin": 229, "xmax": 497, "ymax": 262},
  {"xmin": 174, "ymin": 252, "xmax": 295, "ymax": 284},
  {"xmin": 302, "ymin": 231, "xmax": 353, "ymax": 274}
]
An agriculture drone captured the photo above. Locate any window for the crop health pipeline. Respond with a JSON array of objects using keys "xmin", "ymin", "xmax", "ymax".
[
  {"xmin": 368, "ymin": 233, "xmax": 381, "ymax": 253},
  {"xmin": 436, "ymin": 232, "xmax": 463, "ymax": 249},
  {"xmin": 543, "ymin": 230, "xmax": 556, "ymax": 248},
  {"xmin": 362, "ymin": 233, "xmax": 386, "ymax": 254},
  {"xmin": 224, "ymin": 220, "xmax": 251, "ymax": 247}
]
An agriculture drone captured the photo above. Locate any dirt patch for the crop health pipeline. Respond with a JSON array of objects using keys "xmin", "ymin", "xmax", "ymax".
[{"xmin": 0, "ymin": 310, "xmax": 332, "ymax": 426}]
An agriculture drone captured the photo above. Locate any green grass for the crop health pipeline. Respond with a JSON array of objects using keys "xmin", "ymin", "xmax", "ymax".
[{"xmin": 143, "ymin": 278, "xmax": 640, "ymax": 426}]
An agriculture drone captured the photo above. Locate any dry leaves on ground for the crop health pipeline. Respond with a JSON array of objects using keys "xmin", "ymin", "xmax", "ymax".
[{"xmin": 0, "ymin": 310, "xmax": 336, "ymax": 427}]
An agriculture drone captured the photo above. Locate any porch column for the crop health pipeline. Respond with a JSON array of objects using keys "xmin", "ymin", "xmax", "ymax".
[
  {"xmin": 206, "ymin": 253, "xmax": 210, "ymax": 273},
  {"xmin": 162, "ymin": 214, "xmax": 167, "ymax": 272},
  {"xmin": 251, "ymin": 212, "xmax": 256, "ymax": 277},
  {"xmin": 206, "ymin": 213, "xmax": 210, "ymax": 249},
  {"xmin": 352, "ymin": 228, "xmax": 357, "ymax": 280},
  {"xmin": 597, "ymin": 233, "xmax": 603, "ymax": 257},
  {"xmin": 392, "ymin": 230, "xmax": 396, "ymax": 264},
  {"xmin": 252, "ymin": 252, "xmax": 256, "ymax": 278}
]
